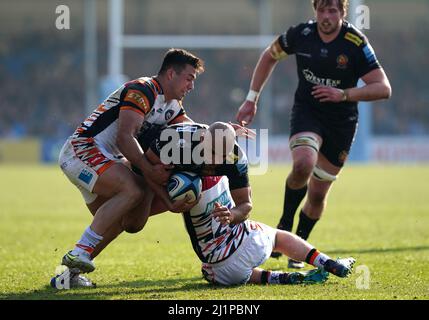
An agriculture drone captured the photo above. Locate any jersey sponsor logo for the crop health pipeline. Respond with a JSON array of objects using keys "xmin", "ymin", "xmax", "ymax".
[
  {"xmin": 344, "ymin": 32, "xmax": 363, "ymax": 46},
  {"xmin": 320, "ymin": 48, "xmax": 329, "ymax": 58},
  {"xmin": 362, "ymin": 44, "xmax": 377, "ymax": 64},
  {"xmin": 302, "ymin": 69, "xmax": 341, "ymax": 87},
  {"xmin": 204, "ymin": 190, "xmax": 231, "ymax": 215},
  {"xmin": 124, "ymin": 90, "xmax": 150, "ymax": 113},
  {"xmin": 78, "ymin": 169, "xmax": 94, "ymax": 185},
  {"xmin": 235, "ymin": 162, "xmax": 248, "ymax": 176},
  {"xmin": 336, "ymin": 54, "xmax": 349, "ymax": 69}
]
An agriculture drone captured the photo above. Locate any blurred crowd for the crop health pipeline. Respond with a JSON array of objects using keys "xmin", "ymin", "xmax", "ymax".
[
  {"xmin": 1, "ymin": 23, "xmax": 428, "ymax": 139},
  {"xmin": 0, "ymin": 33, "xmax": 84, "ymax": 139}
]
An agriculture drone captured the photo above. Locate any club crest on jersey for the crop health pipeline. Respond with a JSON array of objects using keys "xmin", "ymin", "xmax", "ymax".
[
  {"xmin": 336, "ymin": 54, "xmax": 349, "ymax": 69},
  {"xmin": 165, "ymin": 109, "xmax": 175, "ymax": 121}
]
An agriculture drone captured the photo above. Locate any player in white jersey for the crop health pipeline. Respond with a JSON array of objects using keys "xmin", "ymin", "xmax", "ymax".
[
  {"xmin": 141, "ymin": 122, "xmax": 355, "ymax": 285},
  {"xmin": 56, "ymin": 49, "xmax": 204, "ymax": 282},
  {"xmin": 186, "ymin": 175, "xmax": 355, "ymax": 286}
]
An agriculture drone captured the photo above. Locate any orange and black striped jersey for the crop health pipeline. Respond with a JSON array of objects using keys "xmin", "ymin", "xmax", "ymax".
[{"xmin": 71, "ymin": 77, "xmax": 186, "ymax": 159}]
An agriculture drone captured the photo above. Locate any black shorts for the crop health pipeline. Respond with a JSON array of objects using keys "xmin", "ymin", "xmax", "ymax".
[{"xmin": 289, "ymin": 105, "xmax": 358, "ymax": 167}]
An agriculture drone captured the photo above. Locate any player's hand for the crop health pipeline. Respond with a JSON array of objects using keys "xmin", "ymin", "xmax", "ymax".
[
  {"xmin": 212, "ymin": 202, "xmax": 233, "ymax": 225},
  {"xmin": 311, "ymin": 85, "xmax": 346, "ymax": 103},
  {"xmin": 228, "ymin": 122, "xmax": 257, "ymax": 140},
  {"xmin": 169, "ymin": 194, "xmax": 201, "ymax": 213},
  {"xmin": 236, "ymin": 100, "xmax": 257, "ymax": 126},
  {"xmin": 149, "ymin": 163, "xmax": 174, "ymax": 185}
]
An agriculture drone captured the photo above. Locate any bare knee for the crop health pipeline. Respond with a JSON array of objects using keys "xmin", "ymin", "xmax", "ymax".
[
  {"xmin": 124, "ymin": 224, "xmax": 144, "ymax": 234},
  {"xmin": 292, "ymin": 157, "xmax": 315, "ymax": 181},
  {"xmin": 122, "ymin": 219, "xmax": 147, "ymax": 234}
]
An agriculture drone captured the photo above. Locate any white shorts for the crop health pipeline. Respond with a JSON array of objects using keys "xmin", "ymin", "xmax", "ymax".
[
  {"xmin": 58, "ymin": 137, "xmax": 120, "ymax": 204},
  {"xmin": 201, "ymin": 221, "xmax": 277, "ymax": 286}
]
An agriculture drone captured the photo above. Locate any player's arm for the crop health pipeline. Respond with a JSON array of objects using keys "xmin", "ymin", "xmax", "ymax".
[
  {"xmin": 249, "ymin": 45, "xmax": 281, "ymax": 96},
  {"xmin": 212, "ymin": 186, "xmax": 252, "ymax": 225},
  {"xmin": 312, "ymin": 68, "xmax": 391, "ymax": 103},
  {"xmin": 344, "ymin": 68, "xmax": 391, "ymax": 102},
  {"xmin": 235, "ymin": 45, "xmax": 279, "ymax": 126},
  {"xmin": 230, "ymin": 186, "xmax": 253, "ymax": 224},
  {"xmin": 118, "ymin": 84, "xmax": 174, "ymax": 184},
  {"xmin": 237, "ymin": 32, "xmax": 291, "ymax": 125},
  {"xmin": 116, "ymin": 110, "xmax": 148, "ymax": 172}
]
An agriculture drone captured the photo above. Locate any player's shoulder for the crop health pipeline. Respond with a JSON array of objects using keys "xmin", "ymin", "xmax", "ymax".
[
  {"xmin": 342, "ymin": 21, "xmax": 369, "ymax": 47},
  {"xmin": 285, "ymin": 20, "xmax": 317, "ymax": 36},
  {"xmin": 125, "ymin": 77, "xmax": 163, "ymax": 96}
]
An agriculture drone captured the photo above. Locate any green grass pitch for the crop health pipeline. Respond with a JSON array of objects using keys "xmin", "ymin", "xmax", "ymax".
[{"xmin": 0, "ymin": 164, "xmax": 428, "ymax": 300}]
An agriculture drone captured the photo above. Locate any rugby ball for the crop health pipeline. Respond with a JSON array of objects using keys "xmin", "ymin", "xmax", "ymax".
[{"xmin": 167, "ymin": 171, "xmax": 202, "ymax": 203}]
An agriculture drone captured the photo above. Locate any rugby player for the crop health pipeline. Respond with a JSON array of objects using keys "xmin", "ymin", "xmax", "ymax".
[
  {"xmin": 56, "ymin": 49, "xmax": 204, "ymax": 285},
  {"xmin": 236, "ymin": 0, "xmax": 391, "ymax": 266},
  {"xmin": 145, "ymin": 122, "xmax": 356, "ymax": 285}
]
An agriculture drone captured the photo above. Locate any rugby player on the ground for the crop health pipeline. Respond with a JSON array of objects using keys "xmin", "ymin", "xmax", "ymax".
[{"xmin": 144, "ymin": 122, "xmax": 356, "ymax": 285}]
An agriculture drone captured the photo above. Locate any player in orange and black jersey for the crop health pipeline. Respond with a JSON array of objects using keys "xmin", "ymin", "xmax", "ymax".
[
  {"xmin": 53, "ymin": 49, "xmax": 205, "ymax": 287},
  {"xmin": 236, "ymin": 0, "xmax": 391, "ymax": 266}
]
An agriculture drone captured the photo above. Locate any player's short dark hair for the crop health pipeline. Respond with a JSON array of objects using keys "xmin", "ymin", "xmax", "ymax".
[
  {"xmin": 158, "ymin": 48, "xmax": 205, "ymax": 75},
  {"xmin": 312, "ymin": 0, "xmax": 349, "ymax": 14}
]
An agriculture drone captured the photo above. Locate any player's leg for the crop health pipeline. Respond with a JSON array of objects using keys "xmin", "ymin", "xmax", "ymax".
[
  {"xmin": 279, "ymin": 132, "xmax": 320, "ymax": 231},
  {"xmin": 248, "ymin": 267, "xmax": 328, "ymax": 285},
  {"xmin": 295, "ymin": 153, "xmax": 341, "ymax": 242},
  {"xmin": 276, "ymin": 106, "xmax": 324, "ymax": 236},
  {"xmin": 88, "ymin": 178, "xmax": 157, "ymax": 259},
  {"xmin": 272, "ymin": 131, "xmax": 322, "ymax": 261},
  {"xmin": 295, "ymin": 114, "xmax": 356, "ymax": 243},
  {"xmin": 84, "ymin": 195, "xmax": 123, "ymax": 260},
  {"xmin": 273, "ymin": 229, "xmax": 355, "ymax": 278},
  {"xmin": 62, "ymin": 163, "xmax": 146, "ymax": 273}
]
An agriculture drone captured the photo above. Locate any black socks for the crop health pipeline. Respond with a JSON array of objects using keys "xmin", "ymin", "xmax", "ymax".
[
  {"xmin": 278, "ymin": 183, "xmax": 308, "ymax": 231},
  {"xmin": 296, "ymin": 210, "xmax": 319, "ymax": 240}
]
